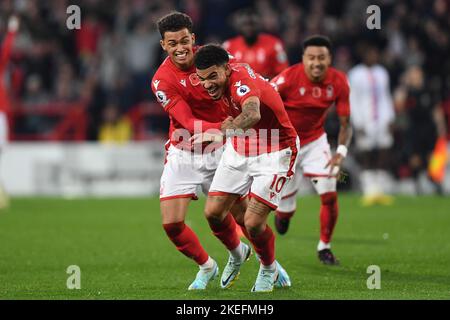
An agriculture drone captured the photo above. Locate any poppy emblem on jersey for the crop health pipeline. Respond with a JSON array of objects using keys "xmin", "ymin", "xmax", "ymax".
[
  {"xmin": 156, "ymin": 91, "xmax": 170, "ymax": 107},
  {"xmin": 237, "ymin": 85, "xmax": 251, "ymax": 97},
  {"xmin": 189, "ymin": 73, "xmax": 200, "ymax": 86},
  {"xmin": 326, "ymin": 85, "xmax": 334, "ymax": 98},
  {"xmin": 312, "ymin": 87, "xmax": 322, "ymax": 98},
  {"xmin": 299, "ymin": 87, "xmax": 306, "ymax": 96}
]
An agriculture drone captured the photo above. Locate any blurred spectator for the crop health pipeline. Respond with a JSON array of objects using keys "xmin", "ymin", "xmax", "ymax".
[
  {"xmin": 348, "ymin": 44, "xmax": 396, "ymax": 205},
  {"xmin": 223, "ymin": 7, "xmax": 289, "ymax": 79},
  {"xmin": 98, "ymin": 102, "xmax": 133, "ymax": 144},
  {"xmin": 394, "ymin": 65, "xmax": 447, "ymax": 193}
]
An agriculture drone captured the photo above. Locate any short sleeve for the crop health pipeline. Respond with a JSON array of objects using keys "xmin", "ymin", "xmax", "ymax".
[
  {"xmin": 151, "ymin": 77, "xmax": 181, "ymax": 112},
  {"xmin": 230, "ymin": 68, "xmax": 262, "ymax": 106}
]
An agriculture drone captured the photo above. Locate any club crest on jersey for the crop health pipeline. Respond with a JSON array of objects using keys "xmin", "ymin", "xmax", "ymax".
[
  {"xmin": 326, "ymin": 85, "xmax": 334, "ymax": 98},
  {"xmin": 312, "ymin": 87, "xmax": 322, "ymax": 98},
  {"xmin": 299, "ymin": 87, "xmax": 306, "ymax": 96},
  {"xmin": 236, "ymin": 84, "xmax": 251, "ymax": 97},
  {"xmin": 189, "ymin": 73, "xmax": 200, "ymax": 86},
  {"xmin": 156, "ymin": 91, "xmax": 170, "ymax": 107}
]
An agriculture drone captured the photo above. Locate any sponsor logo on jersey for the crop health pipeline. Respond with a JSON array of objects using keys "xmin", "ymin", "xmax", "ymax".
[
  {"xmin": 299, "ymin": 87, "xmax": 306, "ymax": 96},
  {"xmin": 153, "ymin": 80, "xmax": 160, "ymax": 90},
  {"xmin": 236, "ymin": 85, "xmax": 251, "ymax": 97},
  {"xmin": 180, "ymin": 79, "xmax": 186, "ymax": 87},
  {"xmin": 156, "ymin": 91, "xmax": 170, "ymax": 107}
]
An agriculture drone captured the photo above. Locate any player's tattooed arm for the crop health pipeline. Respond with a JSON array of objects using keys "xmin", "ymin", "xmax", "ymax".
[{"xmin": 221, "ymin": 96, "xmax": 261, "ymax": 136}]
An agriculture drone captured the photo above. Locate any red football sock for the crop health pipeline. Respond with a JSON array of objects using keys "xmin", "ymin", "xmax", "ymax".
[
  {"xmin": 249, "ymin": 225, "xmax": 275, "ymax": 266},
  {"xmin": 163, "ymin": 222, "xmax": 209, "ymax": 265},
  {"xmin": 207, "ymin": 213, "xmax": 240, "ymax": 251},
  {"xmin": 276, "ymin": 210, "xmax": 295, "ymax": 220},
  {"xmin": 319, "ymin": 192, "xmax": 339, "ymax": 244}
]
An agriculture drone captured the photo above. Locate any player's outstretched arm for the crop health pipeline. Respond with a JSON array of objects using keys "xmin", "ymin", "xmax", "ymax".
[{"xmin": 168, "ymin": 99, "xmax": 222, "ymax": 133}]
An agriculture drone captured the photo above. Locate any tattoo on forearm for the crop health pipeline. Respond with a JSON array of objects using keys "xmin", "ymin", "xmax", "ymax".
[{"xmin": 233, "ymin": 101, "xmax": 260, "ymax": 131}]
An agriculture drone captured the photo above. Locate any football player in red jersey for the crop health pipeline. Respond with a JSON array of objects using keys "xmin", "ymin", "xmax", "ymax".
[
  {"xmin": 271, "ymin": 36, "xmax": 353, "ymax": 265},
  {"xmin": 223, "ymin": 8, "xmax": 289, "ymax": 79},
  {"xmin": 0, "ymin": 16, "xmax": 19, "ymax": 210},
  {"xmin": 192, "ymin": 44, "xmax": 299, "ymax": 292},
  {"xmin": 152, "ymin": 12, "xmax": 251, "ymax": 291}
]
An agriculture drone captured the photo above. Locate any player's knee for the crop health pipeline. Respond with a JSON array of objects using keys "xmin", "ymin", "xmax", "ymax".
[
  {"xmin": 320, "ymin": 192, "xmax": 338, "ymax": 206},
  {"xmin": 204, "ymin": 204, "xmax": 224, "ymax": 224},
  {"xmin": 162, "ymin": 221, "xmax": 185, "ymax": 238},
  {"xmin": 244, "ymin": 218, "xmax": 265, "ymax": 238}
]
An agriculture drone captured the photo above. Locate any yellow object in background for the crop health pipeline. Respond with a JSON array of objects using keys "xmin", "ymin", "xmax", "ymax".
[
  {"xmin": 428, "ymin": 137, "xmax": 448, "ymax": 183},
  {"xmin": 99, "ymin": 117, "xmax": 133, "ymax": 145}
]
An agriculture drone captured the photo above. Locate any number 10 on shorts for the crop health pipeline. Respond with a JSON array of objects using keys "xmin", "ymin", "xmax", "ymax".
[{"xmin": 270, "ymin": 175, "xmax": 287, "ymax": 193}]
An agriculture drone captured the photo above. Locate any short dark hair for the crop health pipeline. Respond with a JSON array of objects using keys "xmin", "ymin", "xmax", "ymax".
[
  {"xmin": 194, "ymin": 44, "xmax": 230, "ymax": 70},
  {"xmin": 302, "ymin": 35, "xmax": 332, "ymax": 54},
  {"xmin": 157, "ymin": 11, "xmax": 193, "ymax": 38}
]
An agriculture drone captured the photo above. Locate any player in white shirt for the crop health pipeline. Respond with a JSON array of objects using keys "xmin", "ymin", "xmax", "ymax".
[{"xmin": 348, "ymin": 45, "xmax": 395, "ymax": 205}]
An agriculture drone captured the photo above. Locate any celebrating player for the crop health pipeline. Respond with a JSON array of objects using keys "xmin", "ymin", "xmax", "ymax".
[
  {"xmin": 192, "ymin": 44, "xmax": 299, "ymax": 292},
  {"xmin": 271, "ymin": 35, "xmax": 352, "ymax": 265},
  {"xmin": 223, "ymin": 8, "xmax": 289, "ymax": 79},
  {"xmin": 152, "ymin": 12, "xmax": 251, "ymax": 291},
  {"xmin": 0, "ymin": 16, "xmax": 19, "ymax": 210}
]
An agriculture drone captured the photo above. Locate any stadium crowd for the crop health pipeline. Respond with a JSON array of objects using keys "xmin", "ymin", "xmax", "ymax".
[{"xmin": 0, "ymin": 0, "xmax": 449, "ymax": 192}]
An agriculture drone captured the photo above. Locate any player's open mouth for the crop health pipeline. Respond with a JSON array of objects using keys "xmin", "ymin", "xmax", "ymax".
[
  {"xmin": 208, "ymin": 87, "xmax": 219, "ymax": 96},
  {"xmin": 175, "ymin": 52, "xmax": 188, "ymax": 60}
]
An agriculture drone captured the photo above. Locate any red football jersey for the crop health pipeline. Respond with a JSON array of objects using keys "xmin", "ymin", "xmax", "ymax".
[
  {"xmin": 223, "ymin": 63, "xmax": 298, "ymax": 156},
  {"xmin": 0, "ymin": 31, "xmax": 16, "ymax": 114},
  {"xmin": 271, "ymin": 63, "xmax": 350, "ymax": 146},
  {"xmin": 151, "ymin": 53, "xmax": 228, "ymax": 150},
  {"xmin": 223, "ymin": 34, "xmax": 289, "ymax": 79}
]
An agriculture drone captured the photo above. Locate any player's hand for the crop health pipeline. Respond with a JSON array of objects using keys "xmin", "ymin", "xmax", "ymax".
[
  {"xmin": 8, "ymin": 15, "xmax": 20, "ymax": 33},
  {"xmin": 190, "ymin": 132, "xmax": 224, "ymax": 145},
  {"xmin": 220, "ymin": 116, "xmax": 235, "ymax": 131},
  {"xmin": 325, "ymin": 154, "xmax": 344, "ymax": 177}
]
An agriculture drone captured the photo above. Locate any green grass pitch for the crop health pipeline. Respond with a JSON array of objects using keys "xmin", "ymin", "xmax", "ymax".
[{"xmin": 0, "ymin": 195, "xmax": 449, "ymax": 300}]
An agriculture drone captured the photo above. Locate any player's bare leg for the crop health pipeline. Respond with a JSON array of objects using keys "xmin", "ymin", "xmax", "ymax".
[
  {"xmin": 204, "ymin": 193, "xmax": 252, "ymax": 288},
  {"xmin": 161, "ymin": 198, "xmax": 218, "ymax": 290}
]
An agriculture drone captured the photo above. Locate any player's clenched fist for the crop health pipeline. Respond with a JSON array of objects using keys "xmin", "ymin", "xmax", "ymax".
[{"xmin": 190, "ymin": 132, "xmax": 224, "ymax": 145}]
